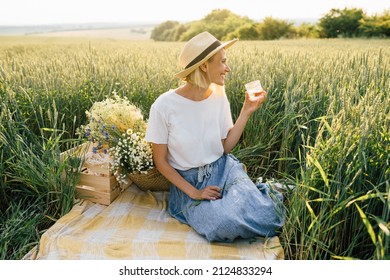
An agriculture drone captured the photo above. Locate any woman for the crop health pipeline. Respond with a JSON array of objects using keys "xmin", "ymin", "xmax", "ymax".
[{"xmin": 145, "ymin": 31, "xmax": 285, "ymax": 242}]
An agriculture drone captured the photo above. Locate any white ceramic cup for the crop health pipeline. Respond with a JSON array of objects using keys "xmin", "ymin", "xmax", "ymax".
[{"xmin": 245, "ymin": 80, "xmax": 264, "ymax": 101}]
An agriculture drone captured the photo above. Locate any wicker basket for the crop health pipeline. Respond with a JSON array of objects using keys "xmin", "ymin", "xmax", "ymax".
[{"xmin": 129, "ymin": 168, "xmax": 171, "ymax": 192}]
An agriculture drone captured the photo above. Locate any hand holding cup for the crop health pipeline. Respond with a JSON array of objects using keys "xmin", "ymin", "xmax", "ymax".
[{"xmin": 245, "ymin": 80, "xmax": 266, "ymax": 101}]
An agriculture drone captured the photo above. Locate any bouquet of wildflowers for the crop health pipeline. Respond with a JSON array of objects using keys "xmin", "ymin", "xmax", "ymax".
[
  {"xmin": 80, "ymin": 94, "xmax": 146, "ymax": 147},
  {"xmin": 110, "ymin": 128, "xmax": 153, "ymax": 185},
  {"xmin": 77, "ymin": 94, "xmax": 154, "ymax": 186}
]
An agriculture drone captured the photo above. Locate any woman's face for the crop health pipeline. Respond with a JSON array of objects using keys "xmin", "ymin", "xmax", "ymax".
[{"xmin": 205, "ymin": 49, "xmax": 231, "ymax": 86}]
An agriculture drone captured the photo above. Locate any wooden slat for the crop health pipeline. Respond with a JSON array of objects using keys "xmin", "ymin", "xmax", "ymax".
[
  {"xmin": 76, "ymin": 185, "xmax": 121, "ymax": 205},
  {"xmin": 61, "ymin": 142, "xmax": 130, "ymax": 205}
]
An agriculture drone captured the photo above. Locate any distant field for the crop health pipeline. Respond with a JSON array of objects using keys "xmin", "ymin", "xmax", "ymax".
[
  {"xmin": 0, "ymin": 24, "xmax": 154, "ymax": 40},
  {"xmin": 31, "ymin": 27, "xmax": 153, "ymax": 40}
]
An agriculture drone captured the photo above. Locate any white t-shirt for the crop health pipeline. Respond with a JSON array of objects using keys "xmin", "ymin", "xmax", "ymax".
[{"xmin": 145, "ymin": 85, "xmax": 234, "ymax": 170}]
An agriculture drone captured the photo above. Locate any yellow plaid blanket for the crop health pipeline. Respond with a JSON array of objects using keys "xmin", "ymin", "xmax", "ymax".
[{"xmin": 35, "ymin": 185, "xmax": 284, "ymax": 260}]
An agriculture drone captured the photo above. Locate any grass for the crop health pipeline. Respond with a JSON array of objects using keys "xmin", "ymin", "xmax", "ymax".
[{"xmin": 0, "ymin": 36, "xmax": 389, "ymax": 259}]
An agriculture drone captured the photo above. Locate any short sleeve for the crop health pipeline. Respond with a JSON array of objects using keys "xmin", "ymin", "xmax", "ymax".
[{"xmin": 145, "ymin": 103, "xmax": 168, "ymax": 144}]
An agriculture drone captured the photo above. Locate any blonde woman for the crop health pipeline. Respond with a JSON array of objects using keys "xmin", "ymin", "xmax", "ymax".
[{"xmin": 145, "ymin": 32, "xmax": 284, "ymax": 242}]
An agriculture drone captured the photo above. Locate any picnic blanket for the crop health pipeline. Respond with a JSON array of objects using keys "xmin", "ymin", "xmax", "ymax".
[{"xmin": 32, "ymin": 184, "xmax": 284, "ymax": 260}]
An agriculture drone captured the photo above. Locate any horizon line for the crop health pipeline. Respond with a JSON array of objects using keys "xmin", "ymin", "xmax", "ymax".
[{"xmin": 0, "ymin": 16, "xmax": 321, "ymax": 27}]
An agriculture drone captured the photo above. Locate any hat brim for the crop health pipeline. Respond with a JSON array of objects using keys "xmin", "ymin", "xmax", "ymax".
[{"xmin": 175, "ymin": 38, "xmax": 238, "ymax": 79}]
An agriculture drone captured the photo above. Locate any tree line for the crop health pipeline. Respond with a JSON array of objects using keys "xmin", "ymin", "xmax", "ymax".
[{"xmin": 151, "ymin": 8, "xmax": 390, "ymax": 41}]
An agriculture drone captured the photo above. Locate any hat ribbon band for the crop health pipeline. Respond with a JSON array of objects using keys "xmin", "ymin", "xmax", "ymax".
[{"xmin": 185, "ymin": 40, "xmax": 222, "ymax": 69}]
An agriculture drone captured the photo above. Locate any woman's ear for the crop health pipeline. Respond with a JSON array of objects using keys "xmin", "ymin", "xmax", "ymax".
[{"xmin": 200, "ymin": 63, "xmax": 208, "ymax": 73}]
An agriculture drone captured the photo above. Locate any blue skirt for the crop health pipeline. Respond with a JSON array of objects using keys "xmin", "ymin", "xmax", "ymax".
[{"xmin": 168, "ymin": 154, "xmax": 285, "ymax": 242}]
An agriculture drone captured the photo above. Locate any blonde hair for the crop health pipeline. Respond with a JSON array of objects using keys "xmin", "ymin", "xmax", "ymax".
[
  {"xmin": 184, "ymin": 68, "xmax": 209, "ymax": 89},
  {"xmin": 184, "ymin": 55, "xmax": 215, "ymax": 89}
]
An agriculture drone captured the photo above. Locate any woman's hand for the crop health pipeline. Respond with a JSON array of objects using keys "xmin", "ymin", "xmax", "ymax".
[
  {"xmin": 193, "ymin": 186, "xmax": 221, "ymax": 201},
  {"xmin": 242, "ymin": 90, "xmax": 267, "ymax": 115}
]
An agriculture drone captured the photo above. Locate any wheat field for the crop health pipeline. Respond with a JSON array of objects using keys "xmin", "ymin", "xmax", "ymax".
[{"xmin": 0, "ymin": 36, "xmax": 389, "ymax": 259}]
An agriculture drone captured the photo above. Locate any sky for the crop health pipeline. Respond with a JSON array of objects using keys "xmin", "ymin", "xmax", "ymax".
[{"xmin": 0, "ymin": 0, "xmax": 389, "ymax": 26}]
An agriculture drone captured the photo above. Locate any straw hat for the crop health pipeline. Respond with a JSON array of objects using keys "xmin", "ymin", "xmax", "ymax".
[{"xmin": 175, "ymin": 31, "xmax": 238, "ymax": 79}]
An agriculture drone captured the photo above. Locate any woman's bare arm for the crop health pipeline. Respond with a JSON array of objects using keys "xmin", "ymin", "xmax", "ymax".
[{"xmin": 223, "ymin": 91, "xmax": 267, "ymax": 153}]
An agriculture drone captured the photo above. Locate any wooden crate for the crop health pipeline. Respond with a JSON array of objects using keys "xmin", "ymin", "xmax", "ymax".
[{"xmin": 60, "ymin": 142, "xmax": 130, "ymax": 205}]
